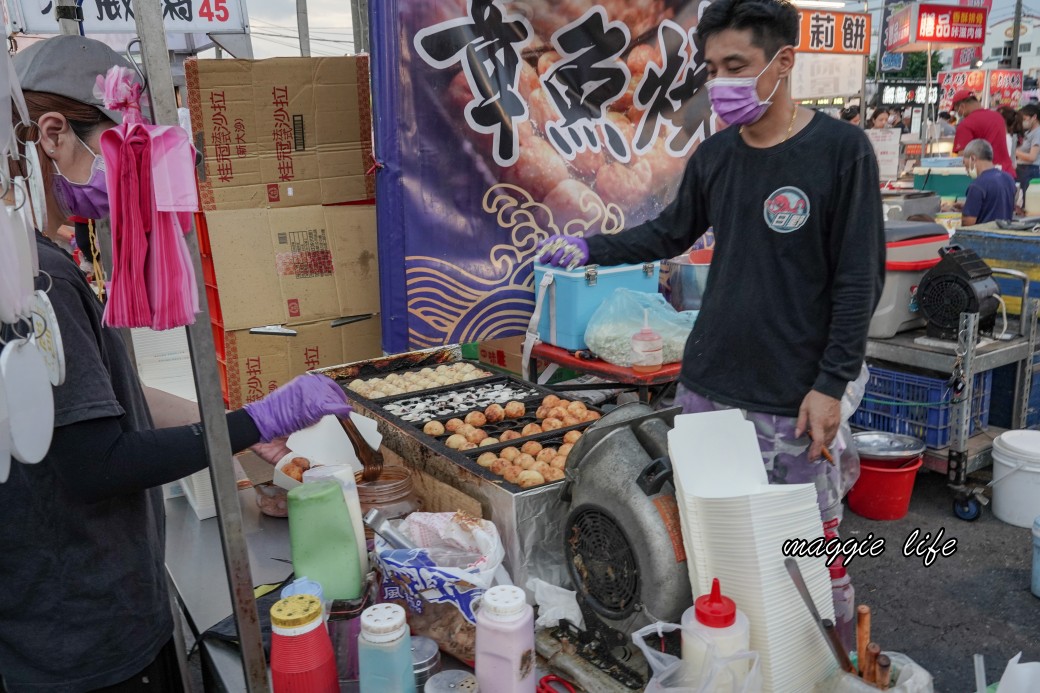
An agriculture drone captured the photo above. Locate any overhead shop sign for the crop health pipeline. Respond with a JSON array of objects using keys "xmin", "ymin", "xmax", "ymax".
[
  {"xmin": 796, "ymin": 10, "xmax": 871, "ymax": 55},
  {"xmin": 9, "ymin": 0, "xmax": 246, "ymax": 33},
  {"xmin": 887, "ymin": 2, "xmax": 988, "ymax": 52}
]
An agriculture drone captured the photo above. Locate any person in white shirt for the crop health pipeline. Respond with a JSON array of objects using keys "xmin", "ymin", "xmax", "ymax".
[{"xmin": 1016, "ymin": 104, "xmax": 1040, "ymax": 195}]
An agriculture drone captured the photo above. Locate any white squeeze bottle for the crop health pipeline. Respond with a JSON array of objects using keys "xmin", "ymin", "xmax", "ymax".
[
  {"xmin": 681, "ymin": 578, "xmax": 751, "ymax": 689},
  {"xmin": 475, "ymin": 585, "xmax": 536, "ymax": 693},
  {"xmin": 631, "ymin": 308, "xmax": 664, "ymax": 374}
]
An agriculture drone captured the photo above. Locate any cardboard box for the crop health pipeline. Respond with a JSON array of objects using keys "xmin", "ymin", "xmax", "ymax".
[
  {"xmin": 205, "ymin": 204, "xmax": 380, "ymax": 330},
  {"xmin": 478, "ymin": 335, "xmax": 528, "ymax": 376},
  {"xmin": 185, "ymin": 56, "xmax": 373, "ymax": 211},
  {"xmin": 222, "ymin": 314, "xmax": 382, "ymax": 409}
]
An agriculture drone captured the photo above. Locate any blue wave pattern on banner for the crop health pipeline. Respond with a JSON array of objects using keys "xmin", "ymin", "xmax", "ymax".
[{"xmin": 375, "ymin": 0, "xmax": 716, "ymax": 352}]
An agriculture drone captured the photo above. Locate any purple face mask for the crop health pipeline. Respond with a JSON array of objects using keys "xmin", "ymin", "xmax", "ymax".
[
  {"xmin": 52, "ymin": 137, "xmax": 110, "ymax": 220},
  {"xmin": 706, "ymin": 49, "xmax": 786, "ymax": 127}
]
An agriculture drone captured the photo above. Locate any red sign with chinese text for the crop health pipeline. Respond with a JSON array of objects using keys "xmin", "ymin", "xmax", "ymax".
[
  {"xmin": 915, "ymin": 3, "xmax": 987, "ymax": 45},
  {"xmin": 937, "ymin": 70, "xmax": 987, "ymax": 111},
  {"xmin": 953, "ymin": 0, "xmax": 992, "ymax": 68},
  {"xmin": 989, "ymin": 69, "xmax": 1024, "ymax": 108},
  {"xmin": 886, "ymin": 5, "xmax": 914, "ymax": 51},
  {"xmin": 796, "ymin": 10, "xmax": 872, "ymax": 55}
]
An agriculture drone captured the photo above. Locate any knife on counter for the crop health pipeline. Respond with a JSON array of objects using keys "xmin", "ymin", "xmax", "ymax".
[{"xmin": 785, "ymin": 557, "xmax": 857, "ymax": 674}]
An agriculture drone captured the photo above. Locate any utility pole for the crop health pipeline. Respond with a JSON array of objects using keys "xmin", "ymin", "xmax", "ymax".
[
  {"xmin": 297, "ymin": 0, "xmax": 310, "ymax": 57},
  {"xmin": 350, "ymin": 0, "xmax": 369, "ymax": 53},
  {"xmin": 1012, "ymin": 0, "xmax": 1024, "ymax": 70},
  {"xmin": 53, "ymin": 0, "xmax": 81, "ymax": 35}
]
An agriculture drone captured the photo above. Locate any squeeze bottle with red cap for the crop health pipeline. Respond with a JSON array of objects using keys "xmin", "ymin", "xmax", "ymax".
[
  {"xmin": 830, "ymin": 556, "xmax": 855, "ymax": 656},
  {"xmin": 631, "ymin": 308, "xmax": 664, "ymax": 374},
  {"xmin": 680, "ymin": 578, "xmax": 750, "ymax": 687},
  {"xmin": 475, "ymin": 585, "xmax": 536, "ymax": 693}
]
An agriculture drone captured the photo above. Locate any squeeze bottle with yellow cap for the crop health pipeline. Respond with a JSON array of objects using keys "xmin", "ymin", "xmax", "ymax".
[{"xmin": 680, "ymin": 578, "xmax": 750, "ymax": 688}]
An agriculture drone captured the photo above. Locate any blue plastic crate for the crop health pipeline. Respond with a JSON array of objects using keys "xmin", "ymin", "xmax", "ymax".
[{"xmin": 851, "ymin": 365, "xmax": 992, "ymax": 449}]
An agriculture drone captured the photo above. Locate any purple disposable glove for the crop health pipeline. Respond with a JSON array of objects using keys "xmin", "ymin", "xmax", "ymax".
[
  {"xmin": 244, "ymin": 374, "xmax": 353, "ymax": 442},
  {"xmin": 537, "ymin": 235, "xmax": 589, "ymax": 270}
]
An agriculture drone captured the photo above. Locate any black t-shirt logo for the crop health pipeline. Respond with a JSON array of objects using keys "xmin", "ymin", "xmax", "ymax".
[{"xmin": 763, "ymin": 186, "xmax": 811, "ymax": 233}]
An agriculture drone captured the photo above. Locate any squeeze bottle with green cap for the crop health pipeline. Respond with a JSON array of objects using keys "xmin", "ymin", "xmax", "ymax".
[
  {"xmin": 357, "ymin": 603, "xmax": 416, "ymax": 693},
  {"xmin": 475, "ymin": 585, "xmax": 536, "ymax": 693},
  {"xmin": 631, "ymin": 308, "xmax": 663, "ymax": 374},
  {"xmin": 680, "ymin": 578, "xmax": 750, "ymax": 686}
]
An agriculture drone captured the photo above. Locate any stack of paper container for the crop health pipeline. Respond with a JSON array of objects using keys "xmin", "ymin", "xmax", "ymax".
[{"xmin": 668, "ymin": 409, "xmax": 838, "ymax": 692}]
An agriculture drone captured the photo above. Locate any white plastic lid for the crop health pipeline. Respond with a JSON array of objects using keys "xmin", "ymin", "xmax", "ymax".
[
  {"xmin": 479, "ymin": 585, "xmax": 527, "ymax": 622},
  {"xmin": 995, "ymin": 430, "xmax": 1040, "ymax": 459},
  {"xmin": 361, "ymin": 603, "xmax": 407, "ymax": 643}
]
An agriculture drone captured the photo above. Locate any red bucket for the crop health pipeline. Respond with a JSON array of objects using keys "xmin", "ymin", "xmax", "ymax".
[{"xmin": 848, "ymin": 455, "xmax": 924, "ymax": 520}]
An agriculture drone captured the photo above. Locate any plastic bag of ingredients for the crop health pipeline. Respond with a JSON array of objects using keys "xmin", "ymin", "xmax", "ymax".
[
  {"xmin": 375, "ymin": 511, "xmax": 506, "ymax": 664},
  {"xmin": 814, "ymin": 652, "xmax": 934, "ymax": 692},
  {"xmin": 585, "ymin": 289, "xmax": 697, "ymax": 367},
  {"xmin": 631, "ymin": 622, "xmax": 763, "ymax": 693}
]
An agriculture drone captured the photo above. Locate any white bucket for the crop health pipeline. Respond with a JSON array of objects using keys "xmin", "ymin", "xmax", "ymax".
[{"xmin": 991, "ymin": 430, "xmax": 1040, "ymax": 528}]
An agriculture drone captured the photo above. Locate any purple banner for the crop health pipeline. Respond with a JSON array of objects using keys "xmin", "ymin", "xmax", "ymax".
[{"xmin": 372, "ymin": 0, "xmax": 716, "ymax": 353}]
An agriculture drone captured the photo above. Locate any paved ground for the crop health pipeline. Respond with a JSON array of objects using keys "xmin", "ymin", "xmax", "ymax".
[{"xmin": 841, "ymin": 467, "xmax": 1040, "ymax": 692}]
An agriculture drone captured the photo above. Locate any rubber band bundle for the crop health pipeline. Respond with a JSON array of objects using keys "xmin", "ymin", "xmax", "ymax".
[{"xmin": 97, "ymin": 66, "xmax": 199, "ymax": 330}]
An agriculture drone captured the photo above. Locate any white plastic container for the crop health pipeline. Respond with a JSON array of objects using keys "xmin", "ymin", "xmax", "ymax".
[
  {"xmin": 1027, "ymin": 183, "xmax": 1040, "ymax": 215},
  {"xmin": 681, "ymin": 578, "xmax": 750, "ymax": 688},
  {"xmin": 475, "ymin": 585, "xmax": 536, "ymax": 693},
  {"xmin": 991, "ymin": 430, "xmax": 1040, "ymax": 528}
]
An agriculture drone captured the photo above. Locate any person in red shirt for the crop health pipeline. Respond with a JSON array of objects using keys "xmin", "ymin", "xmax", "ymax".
[{"xmin": 952, "ymin": 89, "xmax": 1015, "ymax": 173}]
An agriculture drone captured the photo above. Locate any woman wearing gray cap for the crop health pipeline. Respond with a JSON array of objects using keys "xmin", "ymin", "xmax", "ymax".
[{"xmin": 1, "ymin": 36, "xmax": 354, "ymax": 691}]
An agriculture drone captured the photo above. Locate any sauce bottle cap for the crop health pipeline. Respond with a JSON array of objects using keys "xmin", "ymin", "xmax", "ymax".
[
  {"xmin": 361, "ymin": 603, "xmax": 408, "ymax": 642},
  {"xmin": 694, "ymin": 578, "xmax": 737, "ymax": 628}
]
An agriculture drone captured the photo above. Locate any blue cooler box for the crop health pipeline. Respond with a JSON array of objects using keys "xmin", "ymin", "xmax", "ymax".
[{"xmin": 532, "ymin": 261, "xmax": 660, "ymax": 351}]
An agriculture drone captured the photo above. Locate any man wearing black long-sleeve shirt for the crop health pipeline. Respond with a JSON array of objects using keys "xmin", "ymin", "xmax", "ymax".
[{"xmin": 539, "ymin": 0, "xmax": 885, "ymax": 528}]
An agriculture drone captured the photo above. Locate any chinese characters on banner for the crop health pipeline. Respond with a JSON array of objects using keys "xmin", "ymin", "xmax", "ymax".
[
  {"xmin": 936, "ymin": 70, "xmax": 987, "ymax": 111},
  {"xmin": 791, "ymin": 54, "xmax": 865, "ymax": 100},
  {"xmin": 796, "ymin": 10, "xmax": 871, "ymax": 55},
  {"xmin": 886, "ymin": 5, "xmax": 914, "ymax": 52},
  {"xmin": 17, "ymin": 0, "xmax": 243, "ymax": 33},
  {"xmin": 376, "ymin": 0, "xmax": 717, "ymax": 352},
  {"xmin": 877, "ymin": 82, "xmax": 940, "ymax": 109},
  {"xmin": 879, "ymin": 0, "xmax": 905, "ymax": 72},
  {"xmin": 916, "ymin": 4, "xmax": 987, "ymax": 43},
  {"xmin": 989, "ymin": 70, "xmax": 1024, "ymax": 108},
  {"xmin": 953, "ymin": 0, "xmax": 993, "ymax": 68}
]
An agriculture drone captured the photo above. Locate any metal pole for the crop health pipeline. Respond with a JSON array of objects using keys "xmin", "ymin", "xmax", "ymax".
[
  {"xmin": 296, "ymin": 0, "xmax": 310, "ymax": 57},
  {"xmin": 925, "ymin": 43, "xmax": 932, "ymax": 154},
  {"xmin": 1012, "ymin": 0, "xmax": 1024, "ymax": 70},
  {"xmin": 129, "ymin": 1, "xmax": 269, "ymax": 691},
  {"xmin": 350, "ymin": 0, "xmax": 369, "ymax": 53},
  {"xmin": 53, "ymin": 0, "xmax": 80, "ymax": 35}
]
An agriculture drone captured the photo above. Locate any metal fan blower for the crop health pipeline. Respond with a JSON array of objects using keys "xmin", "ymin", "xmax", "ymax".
[
  {"xmin": 917, "ymin": 245, "xmax": 1000, "ymax": 340},
  {"xmin": 550, "ymin": 403, "xmax": 691, "ymax": 688}
]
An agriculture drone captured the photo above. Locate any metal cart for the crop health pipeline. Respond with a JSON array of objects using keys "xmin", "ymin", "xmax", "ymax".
[{"xmin": 864, "ymin": 282, "xmax": 1039, "ymax": 520}]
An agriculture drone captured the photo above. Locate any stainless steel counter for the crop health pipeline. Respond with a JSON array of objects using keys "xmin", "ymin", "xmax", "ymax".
[{"xmin": 165, "ymin": 488, "xmax": 293, "ymax": 635}]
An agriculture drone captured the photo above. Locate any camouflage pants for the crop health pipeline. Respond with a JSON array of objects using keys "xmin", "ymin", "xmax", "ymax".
[{"xmin": 674, "ymin": 385, "xmax": 854, "ymax": 528}]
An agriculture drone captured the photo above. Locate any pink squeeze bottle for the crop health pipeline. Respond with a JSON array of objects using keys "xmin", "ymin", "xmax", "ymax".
[{"xmin": 475, "ymin": 585, "xmax": 536, "ymax": 693}]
